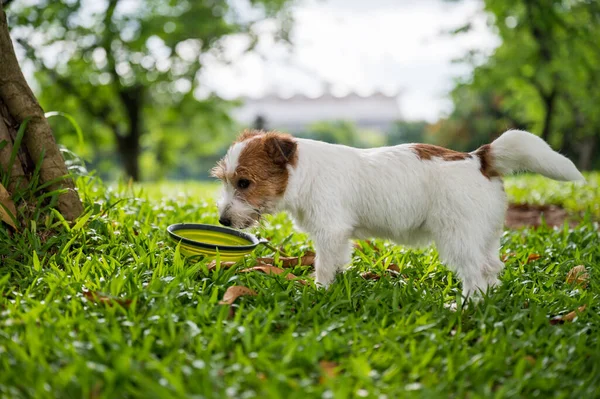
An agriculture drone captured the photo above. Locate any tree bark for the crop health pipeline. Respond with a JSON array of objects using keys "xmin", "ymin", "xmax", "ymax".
[
  {"xmin": 578, "ymin": 136, "xmax": 597, "ymax": 171},
  {"xmin": 0, "ymin": 6, "xmax": 83, "ymax": 220},
  {"xmin": 116, "ymin": 134, "xmax": 140, "ymax": 181},
  {"xmin": 116, "ymin": 86, "xmax": 143, "ymax": 181},
  {"xmin": 540, "ymin": 88, "xmax": 557, "ymax": 143},
  {"xmin": 524, "ymin": 1, "xmax": 559, "ymax": 144},
  {"xmin": 0, "ymin": 101, "xmax": 30, "ymax": 191}
]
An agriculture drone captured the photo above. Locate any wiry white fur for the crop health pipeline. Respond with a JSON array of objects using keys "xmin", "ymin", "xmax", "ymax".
[
  {"xmin": 273, "ymin": 129, "xmax": 584, "ymax": 296},
  {"xmin": 490, "ymin": 130, "xmax": 585, "ymax": 181},
  {"xmin": 224, "ymin": 141, "xmax": 248, "ymax": 175},
  {"xmin": 217, "ymin": 140, "xmax": 260, "ymax": 228},
  {"xmin": 216, "ymin": 184, "xmax": 257, "ymax": 228}
]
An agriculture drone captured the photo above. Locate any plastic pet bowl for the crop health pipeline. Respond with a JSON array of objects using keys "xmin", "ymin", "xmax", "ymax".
[{"xmin": 166, "ymin": 223, "xmax": 268, "ymax": 261}]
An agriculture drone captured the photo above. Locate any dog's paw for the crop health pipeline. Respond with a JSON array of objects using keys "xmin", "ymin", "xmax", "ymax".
[
  {"xmin": 314, "ymin": 268, "xmax": 337, "ymax": 288},
  {"xmin": 314, "ymin": 275, "xmax": 335, "ymax": 288},
  {"xmin": 314, "ymin": 274, "xmax": 336, "ymax": 289}
]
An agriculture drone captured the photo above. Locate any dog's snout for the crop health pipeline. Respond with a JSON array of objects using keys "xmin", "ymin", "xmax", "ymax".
[{"xmin": 219, "ymin": 216, "xmax": 232, "ymax": 227}]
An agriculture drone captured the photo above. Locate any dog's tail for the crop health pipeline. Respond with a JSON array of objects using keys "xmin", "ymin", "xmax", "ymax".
[{"xmin": 480, "ymin": 129, "xmax": 585, "ymax": 181}]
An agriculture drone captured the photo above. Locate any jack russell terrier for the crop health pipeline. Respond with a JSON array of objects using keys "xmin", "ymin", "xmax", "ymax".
[{"xmin": 211, "ymin": 129, "xmax": 584, "ymax": 297}]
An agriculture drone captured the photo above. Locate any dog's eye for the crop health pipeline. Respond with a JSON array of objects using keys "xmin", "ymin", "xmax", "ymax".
[{"xmin": 237, "ymin": 179, "xmax": 251, "ymax": 189}]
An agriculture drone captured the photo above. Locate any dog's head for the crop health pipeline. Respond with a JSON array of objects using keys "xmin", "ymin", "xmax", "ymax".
[{"xmin": 211, "ymin": 130, "xmax": 297, "ymax": 229}]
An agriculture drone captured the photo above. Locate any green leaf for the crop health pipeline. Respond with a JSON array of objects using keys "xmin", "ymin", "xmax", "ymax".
[
  {"xmin": 32, "ymin": 250, "xmax": 41, "ymax": 272},
  {"xmin": 45, "ymin": 111, "xmax": 85, "ymax": 148}
]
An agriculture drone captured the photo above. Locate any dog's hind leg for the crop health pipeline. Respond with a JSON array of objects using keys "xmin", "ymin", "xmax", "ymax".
[
  {"xmin": 312, "ymin": 231, "xmax": 352, "ymax": 288},
  {"xmin": 434, "ymin": 230, "xmax": 494, "ymax": 299},
  {"xmin": 482, "ymin": 230, "xmax": 504, "ymax": 289}
]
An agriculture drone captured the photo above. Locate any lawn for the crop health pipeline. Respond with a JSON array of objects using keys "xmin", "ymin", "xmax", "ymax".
[{"xmin": 1, "ymin": 173, "xmax": 599, "ymax": 398}]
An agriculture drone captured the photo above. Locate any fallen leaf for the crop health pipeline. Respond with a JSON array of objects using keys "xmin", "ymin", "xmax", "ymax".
[
  {"xmin": 387, "ymin": 264, "xmax": 401, "ymax": 272},
  {"xmin": 524, "ymin": 356, "xmax": 536, "ymax": 366},
  {"xmin": 218, "ymin": 286, "xmax": 257, "ymax": 305},
  {"xmin": 83, "ymin": 290, "xmax": 132, "ymax": 307},
  {"xmin": 206, "ymin": 260, "xmax": 238, "ymax": 271},
  {"xmin": 566, "ymin": 265, "xmax": 589, "ymax": 287},
  {"xmin": 550, "ymin": 305, "xmax": 587, "ymax": 325},
  {"xmin": 0, "ymin": 183, "xmax": 17, "ymax": 229},
  {"xmin": 526, "ymin": 253, "xmax": 541, "ymax": 263},
  {"xmin": 256, "ymin": 251, "xmax": 315, "ymax": 268},
  {"xmin": 361, "ymin": 272, "xmax": 381, "ymax": 281},
  {"xmin": 387, "ymin": 269, "xmax": 403, "ymax": 278},
  {"xmin": 239, "ymin": 265, "xmax": 308, "ymax": 285},
  {"xmin": 354, "ymin": 240, "xmax": 378, "ymax": 251},
  {"xmin": 240, "ymin": 265, "xmax": 286, "ymax": 275},
  {"xmin": 319, "ymin": 360, "xmax": 338, "ymax": 380}
]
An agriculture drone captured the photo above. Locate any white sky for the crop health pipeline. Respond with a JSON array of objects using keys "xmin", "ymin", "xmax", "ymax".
[{"xmin": 199, "ymin": 0, "xmax": 500, "ymax": 122}]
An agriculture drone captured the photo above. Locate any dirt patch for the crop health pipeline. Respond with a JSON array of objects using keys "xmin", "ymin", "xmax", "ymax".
[{"xmin": 505, "ymin": 203, "xmax": 577, "ymax": 229}]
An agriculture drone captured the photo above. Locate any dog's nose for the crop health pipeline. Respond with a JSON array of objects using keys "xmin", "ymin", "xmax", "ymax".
[{"xmin": 219, "ymin": 216, "xmax": 231, "ymax": 227}]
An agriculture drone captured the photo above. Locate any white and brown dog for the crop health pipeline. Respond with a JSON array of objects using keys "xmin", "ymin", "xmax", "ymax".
[{"xmin": 211, "ymin": 129, "xmax": 584, "ymax": 296}]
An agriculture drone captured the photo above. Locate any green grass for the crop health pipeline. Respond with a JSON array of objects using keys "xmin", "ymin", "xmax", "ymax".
[
  {"xmin": 1, "ymin": 173, "xmax": 599, "ymax": 398},
  {"xmin": 505, "ymin": 172, "xmax": 600, "ymax": 216}
]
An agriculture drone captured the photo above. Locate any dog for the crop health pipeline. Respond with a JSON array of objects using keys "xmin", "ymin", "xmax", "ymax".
[{"xmin": 211, "ymin": 129, "xmax": 584, "ymax": 297}]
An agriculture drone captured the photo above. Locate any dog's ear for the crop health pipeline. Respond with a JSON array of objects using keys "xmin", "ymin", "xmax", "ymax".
[
  {"xmin": 210, "ymin": 159, "xmax": 226, "ymax": 180},
  {"xmin": 236, "ymin": 129, "xmax": 263, "ymax": 142},
  {"xmin": 264, "ymin": 133, "xmax": 297, "ymax": 166}
]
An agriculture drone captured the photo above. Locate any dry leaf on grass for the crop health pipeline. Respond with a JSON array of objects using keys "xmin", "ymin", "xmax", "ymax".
[
  {"xmin": 319, "ymin": 360, "xmax": 339, "ymax": 380},
  {"xmin": 240, "ymin": 265, "xmax": 287, "ymax": 276},
  {"xmin": 361, "ymin": 266, "xmax": 403, "ymax": 281},
  {"xmin": 83, "ymin": 290, "xmax": 132, "ymax": 307},
  {"xmin": 239, "ymin": 265, "xmax": 308, "ymax": 285},
  {"xmin": 524, "ymin": 356, "xmax": 536, "ymax": 366},
  {"xmin": 218, "ymin": 286, "xmax": 257, "ymax": 305},
  {"xmin": 550, "ymin": 305, "xmax": 587, "ymax": 325},
  {"xmin": 256, "ymin": 251, "xmax": 315, "ymax": 268},
  {"xmin": 387, "ymin": 264, "xmax": 401, "ymax": 272},
  {"xmin": 0, "ymin": 183, "xmax": 17, "ymax": 229},
  {"xmin": 353, "ymin": 240, "xmax": 378, "ymax": 250},
  {"xmin": 361, "ymin": 272, "xmax": 381, "ymax": 281},
  {"xmin": 206, "ymin": 260, "xmax": 238, "ymax": 271},
  {"xmin": 566, "ymin": 265, "xmax": 589, "ymax": 287},
  {"xmin": 503, "ymin": 253, "xmax": 541, "ymax": 264}
]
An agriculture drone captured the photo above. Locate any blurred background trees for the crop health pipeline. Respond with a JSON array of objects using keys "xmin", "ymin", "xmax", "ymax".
[
  {"xmin": 441, "ymin": 0, "xmax": 600, "ymax": 169},
  {"xmin": 6, "ymin": 0, "xmax": 293, "ymax": 181},
  {"xmin": 4, "ymin": 0, "xmax": 599, "ymax": 180}
]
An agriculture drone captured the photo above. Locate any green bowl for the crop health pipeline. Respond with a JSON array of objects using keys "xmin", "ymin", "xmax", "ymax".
[{"xmin": 166, "ymin": 223, "xmax": 267, "ymax": 261}]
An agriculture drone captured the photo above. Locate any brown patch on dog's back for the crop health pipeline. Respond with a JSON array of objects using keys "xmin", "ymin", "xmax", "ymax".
[
  {"xmin": 234, "ymin": 132, "xmax": 298, "ymax": 207},
  {"xmin": 473, "ymin": 144, "xmax": 500, "ymax": 179},
  {"xmin": 412, "ymin": 144, "xmax": 471, "ymax": 161}
]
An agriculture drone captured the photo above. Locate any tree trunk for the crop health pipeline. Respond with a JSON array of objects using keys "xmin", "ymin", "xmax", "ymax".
[
  {"xmin": 116, "ymin": 86, "xmax": 143, "ymax": 181},
  {"xmin": 0, "ymin": 101, "xmax": 30, "ymax": 192},
  {"xmin": 0, "ymin": 6, "xmax": 83, "ymax": 221},
  {"xmin": 540, "ymin": 88, "xmax": 557, "ymax": 143},
  {"xmin": 117, "ymin": 135, "xmax": 140, "ymax": 181},
  {"xmin": 578, "ymin": 136, "xmax": 597, "ymax": 171},
  {"xmin": 524, "ymin": 2, "xmax": 559, "ymax": 144}
]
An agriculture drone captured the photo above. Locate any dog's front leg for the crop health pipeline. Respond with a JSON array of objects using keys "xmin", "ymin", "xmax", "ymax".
[{"xmin": 312, "ymin": 232, "xmax": 352, "ymax": 288}]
